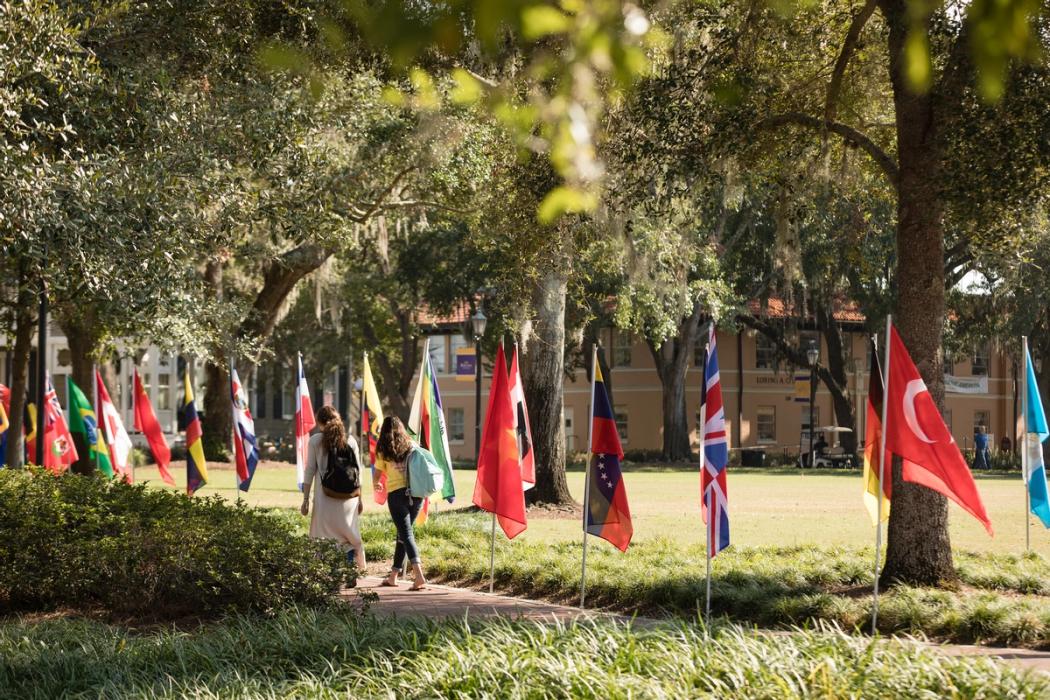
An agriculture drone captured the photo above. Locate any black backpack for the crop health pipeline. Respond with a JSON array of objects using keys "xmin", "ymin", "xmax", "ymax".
[{"xmin": 321, "ymin": 444, "xmax": 362, "ymax": 499}]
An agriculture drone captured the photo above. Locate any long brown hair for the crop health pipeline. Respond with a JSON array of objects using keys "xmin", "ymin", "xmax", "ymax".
[
  {"xmin": 377, "ymin": 416, "xmax": 412, "ymax": 462},
  {"xmin": 317, "ymin": 405, "xmax": 347, "ymax": 452}
]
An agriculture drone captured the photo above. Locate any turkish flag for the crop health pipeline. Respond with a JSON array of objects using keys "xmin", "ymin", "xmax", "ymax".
[
  {"xmin": 884, "ymin": 325, "xmax": 992, "ymax": 534},
  {"xmin": 472, "ymin": 344, "xmax": 527, "ymax": 539}
]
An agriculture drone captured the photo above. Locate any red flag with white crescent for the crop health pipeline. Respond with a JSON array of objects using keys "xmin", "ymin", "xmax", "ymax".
[{"xmin": 883, "ymin": 324, "xmax": 992, "ymax": 534}]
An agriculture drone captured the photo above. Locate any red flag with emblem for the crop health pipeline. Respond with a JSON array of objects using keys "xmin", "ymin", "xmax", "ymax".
[{"xmin": 883, "ymin": 325, "xmax": 992, "ymax": 534}]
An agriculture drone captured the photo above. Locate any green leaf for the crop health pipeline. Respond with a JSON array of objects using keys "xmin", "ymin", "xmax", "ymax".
[
  {"xmin": 904, "ymin": 30, "xmax": 932, "ymax": 92},
  {"xmin": 538, "ymin": 186, "xmax": 598, "ymax": 223},
  {"xmin": 521, "ymin": 6, "xmax": 572, "ymax": 40}
]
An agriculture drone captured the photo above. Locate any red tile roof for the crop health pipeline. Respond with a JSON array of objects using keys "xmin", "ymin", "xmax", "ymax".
[{"xmin": 747, "ymin": 298, "xmax": 866, "ymax": 324}]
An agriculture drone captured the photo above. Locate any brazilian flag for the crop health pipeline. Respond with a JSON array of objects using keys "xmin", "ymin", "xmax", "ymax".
[{"xmin": 67, "ymin": 377, "xmax": 114, "ymax": 477}]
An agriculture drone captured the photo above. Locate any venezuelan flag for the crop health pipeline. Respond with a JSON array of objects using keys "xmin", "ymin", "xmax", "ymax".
[
  {"xmin": 184, "ymin": 370, "xmax": 208, "ymax": 495},
  {"xmin": 585, "ymin": 361, "xmax": 633, "ymax": 552}
]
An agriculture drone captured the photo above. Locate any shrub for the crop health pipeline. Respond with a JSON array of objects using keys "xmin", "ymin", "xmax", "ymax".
[{"xmin": 0, "ymin": 469, "xmax": 353, "ymax": 619}]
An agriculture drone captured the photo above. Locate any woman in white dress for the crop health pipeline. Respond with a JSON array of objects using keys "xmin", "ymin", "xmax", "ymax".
[{"xmin": 300, "ymin": 405, "xmax": 366, "ymax": 571}]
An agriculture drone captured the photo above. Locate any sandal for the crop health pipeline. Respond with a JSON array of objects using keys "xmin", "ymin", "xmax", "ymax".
[
  {"xmin": 409, "ymin": 583, "xmax": 427, "ymax": 591},
  {"xmin": 379, "ymin": 579, "xmax": 398, "ymax": 587}
]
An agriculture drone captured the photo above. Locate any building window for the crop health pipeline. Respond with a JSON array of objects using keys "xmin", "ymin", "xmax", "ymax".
[
  {"xmin": 272, "ymin": 366, "xmax": 283, "ymax": 419},
  {"xmin": 156, "ymin": 372, "xmax": 172, "ymax": 411},
  {"xmin": 255, "ymin": 366, "xmax": 267, "ymax": 419},
  {"xmin": 974, "ymin": 410, "xmax": 989, "ymax": 433},
  {"xmin": 614, "ymin": 407, "xmax": 629, "ymax": 444},
  {"xmin": 972, "ymin": 343, "xmax": 990, "ymax": 376},
  {"xmin": 52, "ymin": 373, "xmax": 69, "ymax": 407},
  {"xmin": 802, "ymin": 406, "xmax": 821, "ymax": 430},
  {"xmin": 448, "ymin": 407, "xmax": 465, "ymax": 442},
  {"xmin": 612, "ymin": 330, "xmax": 632, "ymax": 367},
  {"xmin": 943, "ymin": 348, "xmax": 955, "ymax": 373},
  {"xmin": 450, "ymin": 333, "xmax": 469, "ymax": 360},
  {"xmin": 755, "ymin": 334, "xmax": 776, "ymax": 369},
  {"xmin": 757, "ymin": 406, "xmax": 776, "ymax": 443},
  {"xmin": 428, "ymin": 336, "xmax": 447, "ymax": 374},
  {"xmin": 282, "ymin": 375, "xmax": 294, "ymax": 420}
]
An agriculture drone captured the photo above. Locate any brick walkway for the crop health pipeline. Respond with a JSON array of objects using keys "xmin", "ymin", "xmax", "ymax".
[{"xmin": 350, "ymin": 576, "xmax": 1050, "ymax": 674}]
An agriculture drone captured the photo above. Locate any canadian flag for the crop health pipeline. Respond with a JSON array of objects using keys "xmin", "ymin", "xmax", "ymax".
[
  {"xmin": 883, "ymin": 325, "xmax": 992, "ymax": 534},
  {"xmin": 96, "ymin": 369, "xmax": 133, "ymax": 481},
  {"xmin": 507, "ymin": 345, "xmax": 535, "ymax": 490},
  {"xmin": 295, "ymin": 353, "xmax": 315, "ymax": 491}
]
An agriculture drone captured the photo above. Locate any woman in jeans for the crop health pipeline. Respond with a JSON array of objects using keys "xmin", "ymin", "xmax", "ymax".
[{"xmin": 373, "ymin": 416, "xmax": 427, "ymax": 590}]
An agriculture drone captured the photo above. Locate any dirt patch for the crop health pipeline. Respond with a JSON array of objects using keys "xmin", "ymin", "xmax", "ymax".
[{"xmin": 527, "ymin": 503, "xmax": 583, "ymax": 519}]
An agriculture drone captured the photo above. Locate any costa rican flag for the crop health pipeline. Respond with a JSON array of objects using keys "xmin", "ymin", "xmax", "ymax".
[
  {"xmin": 231, "ymin": 369, "xmax": 260, "ymax": 492},
  {"xmin": 294, "ymin": 353, "xmax": 316, "ymax": 491},
  {"xmin": 700, "ymin": 324, "xmax": 730, "ymax": 558}
]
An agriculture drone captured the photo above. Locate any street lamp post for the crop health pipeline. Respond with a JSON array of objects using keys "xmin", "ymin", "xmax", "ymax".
[
  {"xmin": 807, "ymin": 342, "xmax": 820, "ymax": 468},
  {"xmin": 471, "ymin": 305, "xmax": 488, "ymax": 465}
]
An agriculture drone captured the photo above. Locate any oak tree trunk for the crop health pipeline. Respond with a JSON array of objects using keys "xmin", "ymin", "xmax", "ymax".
[
  {"xmin": 647, "ymin": 302, "xmax": 703, "ymax": 462},
  {"xmin": 878, "ymin": 0, "xmax": 955, "ymax": 586},
  {"xmin": 523, "ymin": 262, "xmax": 573, "ymax": 505},
  {"xmin": 200, "ymin": 260, "xmax": 232, "ymax": 460},
  {"xmin": 4, "ymin": 298, "xmax": 35, "ymax": 469},
  {"xmin": 58, "ymin": 309, "xmax": 101, "ymax": 475},
  {"xmin": 815, "ymin": 301, "xmax": 858, "ymax": 454}
]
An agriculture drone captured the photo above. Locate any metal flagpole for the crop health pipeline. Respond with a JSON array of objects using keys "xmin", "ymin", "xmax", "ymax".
[
  {"xmin": 580, "ymin": 344, "xmax": 598, "ymax": 609},
  {"xmin": 871, "ymin": 316, "xmax": 892, "ymax": 635},
  {"xmin": 129, "ymin": 362, "xmax": 137, "ymax": 483},
  {"xmin": 1023, "ymin": 336, "xmax": 1031, "ymax": 552},
  {"xmin": 485, "ymin": 342, "xmax": 503, "ymax": 593},
  {"xmin": 231, "ymin": 356, "xmax": 241, "ymax": 505},
  {"xmin": 92, "ymin": 362, "xmax": 99, "ymax": 472},
  {"xmin": 700, "ymin": 344, "xmax": 711, "ymax": 625},
  {"xmin": 488, "ymin": 512, "xmax": 497, "ymax": 593}
]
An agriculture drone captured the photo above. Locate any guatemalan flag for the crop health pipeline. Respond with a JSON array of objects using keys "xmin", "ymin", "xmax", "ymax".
[
  {"xmin": 700, "ymin": 324, "xmax": 730, "ymax": 558},
  {"xmin": 295, "ymin": 353, "xmax": 316, "ymax": 491},
  {"xmin": 1024, "ymin": 345, "xmax": 1050, "ymax": 528},
  {"xmin": 585, "ymin": 354, "xmax": 633, "ymax": 552},
  {"xmin": 230, "ymin": 368, "xmax": 260, "ymax": 492}
]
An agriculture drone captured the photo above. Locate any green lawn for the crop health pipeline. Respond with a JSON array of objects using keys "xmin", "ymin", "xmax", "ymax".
[{"xmin": 137, "ymin": 463, "xmax": 1047, "ymax": 556}]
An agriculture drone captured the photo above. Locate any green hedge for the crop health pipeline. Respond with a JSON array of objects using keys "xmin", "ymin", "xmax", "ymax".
[{"xmin": 0, "ymin": 469, "xmax": 352, "ymax": 619}]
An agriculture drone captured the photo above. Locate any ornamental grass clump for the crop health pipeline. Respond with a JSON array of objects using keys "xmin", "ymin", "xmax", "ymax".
[
  {"xmin": 0, "ymin": 611, "xmax": 1042, "ymax": 698},
  {"xmin": 0, "ymin": 469, "xmax": 352, "ymax": 619}
]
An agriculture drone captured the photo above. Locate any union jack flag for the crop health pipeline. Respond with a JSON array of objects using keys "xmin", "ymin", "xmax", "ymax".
[{"xmin": 700, "ymin": 324, "xmax": 730, "ymax": 558}]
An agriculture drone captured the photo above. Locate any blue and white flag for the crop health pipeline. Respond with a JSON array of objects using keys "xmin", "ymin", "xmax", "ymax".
[{"xmin": 1024, "ymin": 346, "xmax": 1050, "ymax": 528}]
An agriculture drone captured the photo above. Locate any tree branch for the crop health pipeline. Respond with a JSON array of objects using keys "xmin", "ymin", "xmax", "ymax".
[
  {"xmin": 757, "ymin": 112, "xmax": 899, "ymax": 189},
  {"xmin": 341, "ymin": 165, "xmax": 419, "ymax": 224},
  {"xmin": 825, "ymin": 0, "xmax": 878, "ymax": 124}
]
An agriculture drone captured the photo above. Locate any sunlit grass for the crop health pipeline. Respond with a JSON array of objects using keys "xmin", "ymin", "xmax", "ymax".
[
  {"xmin": 0, "ymin": 608, "xmax": 1041, "ymax": 699},
  {"xmin": 360, "ymin": 511, "xmax": 1050, "ymax": 647},
  {"xmin": 140, "ymin": 463, "xmax": 1050, "ymax": 556}
]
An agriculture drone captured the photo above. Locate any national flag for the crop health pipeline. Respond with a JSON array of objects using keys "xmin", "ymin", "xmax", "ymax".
[
  {"xmin": 508, "ymin": 345, "xmax": 536, "ymax": 490},
  {"xmin": 1023, "ymin": 344, "xmax": 1050, "ymax": 528},
  {"xmin": 0, "ymin": 384, "xmax": 9, "ymax": 466},
  {"xmin": 361, "ymin": 353, "xmax": 386, "ymax": 504},
  {"xmin": 25, "ymin": 403, "xmax": 37, "ymax": 463},
  {"xmin": 408, "ymin": 339, "xmax": 456, "ymax": 504},
  {"xmin": 699, "ymin": 325, "xmax": 729, "ymax": 558},
  {"xmin": 231, "ymin": 368, "xmax": 260, "ymax": 492},
  {"xmin": 67, "ymin": 376, "xmax": 114, "ymax": 477},
  {"xmin": 134, "ymin": 369, "xmax": 174, "ymax": 485},
  {"xmin": 863, "ymin": 338, "xmax": 890, "ymax": 524},
  {"xmin": 883, "ymin": 325, "xmax": 992, "ymax": 534},
  {"xmin": 473, "ymin": 344, "xmax": 527, "ymax": 539},
  {"xmin": 96, "ymin": 370, "xmax": 133, "ymax": 481},
  {"xmin": 295, "ymin": 353, "xmax": 316, "ymax": 491},
  {"xmin": 184, "ymin": 370, "xmax": 208, "ymax": 495},
  {"xmin": 40, "ymin": 372, "xmax": 77, "ymax": 472},
  {"xmin": 586, "ymin": 350, "xmax": 633, "ymax": 552}
]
